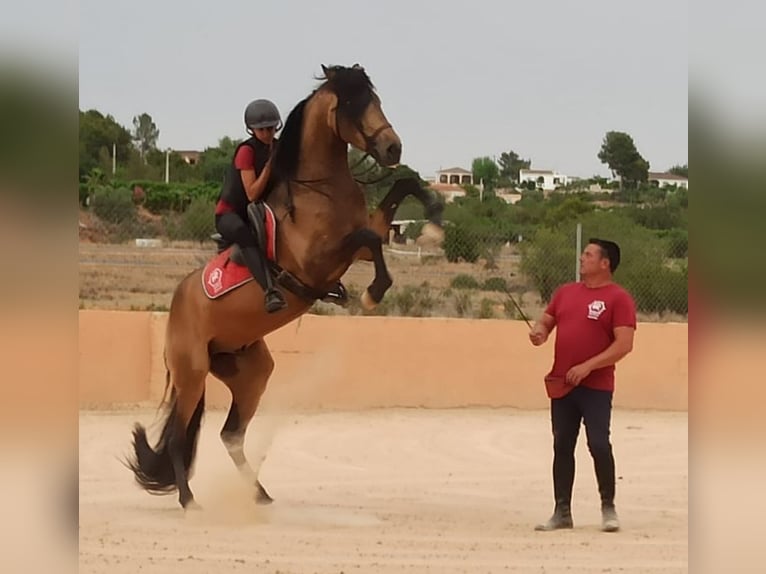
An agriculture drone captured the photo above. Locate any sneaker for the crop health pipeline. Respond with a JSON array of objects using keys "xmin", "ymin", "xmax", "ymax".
[
  {"xmin": 601, "ymin": 504, "xmax": 620, "ymax": 532},
  {"xmin": 534, "ymin": 506, "xmax": 573, "ymax": 531}
]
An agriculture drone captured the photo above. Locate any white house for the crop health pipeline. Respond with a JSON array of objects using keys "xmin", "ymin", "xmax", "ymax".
[
  {"xmin": 518, "ymin": 168, "xmax": 570, "ymax": 191},
  {"xmin": 648, "ymin": 172, "xmax": 688, "ymax": 189},
  {"xmin": 436, "ymin": 167, "xmax": 474, "ymax": 186},
  {"xmin": 426, "ymin": 166, "xmax": 475, "ymax": 203}
]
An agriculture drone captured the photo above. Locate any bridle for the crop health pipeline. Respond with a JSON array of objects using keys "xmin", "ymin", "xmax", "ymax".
[{"xmin": 277, "ymin": 94, "xmax": 397, "ymax": 218}]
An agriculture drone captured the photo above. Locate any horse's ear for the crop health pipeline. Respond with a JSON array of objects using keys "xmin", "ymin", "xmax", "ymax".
[{"xmin": 321, "ymin": 64, "xmax": 333, "ymax": 80}]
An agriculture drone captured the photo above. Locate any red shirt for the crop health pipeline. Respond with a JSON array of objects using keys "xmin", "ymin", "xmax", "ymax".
[
  {"xmin": 215, "ymin": 145, "xmax": 258, "ymax": 215},
  {"xmin": 544, "ymin": 282, "xmax": 637, "ymax": 397}
]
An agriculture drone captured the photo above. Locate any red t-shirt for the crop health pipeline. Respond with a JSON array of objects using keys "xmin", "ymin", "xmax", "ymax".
[
  {"xmin": 233, "ymin": 145, "xmax": 255, "ymax": 170},
  {"xmin": 543, "ymin": 282, "xmax": 637, "ymax": 397},
  {"xmin": 215, "ymin": 146, "xmax": 258, "ymax": 215}
]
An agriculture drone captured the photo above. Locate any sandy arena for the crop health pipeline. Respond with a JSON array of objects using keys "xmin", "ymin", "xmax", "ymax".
[{"xmin": 79, "ymin": 406, "xmax": 688, "ymax": 573}]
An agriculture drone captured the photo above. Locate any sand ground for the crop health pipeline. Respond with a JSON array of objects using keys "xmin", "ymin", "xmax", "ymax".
[{"xmin": 79, "ymin": 407, "xmax": 687, "ymax": 573}]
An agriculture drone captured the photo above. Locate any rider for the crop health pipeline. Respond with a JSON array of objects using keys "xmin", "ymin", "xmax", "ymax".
[{"xmin": 214, "ymin": 98, "xmax": 287, "ymax": 313}]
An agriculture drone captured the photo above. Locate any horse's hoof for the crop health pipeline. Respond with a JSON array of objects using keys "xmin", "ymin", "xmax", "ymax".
[
  {"xmin": 420, "ymin": 222, "xmax": 445, "ymax": 244},
  {"xmin": 183, "ymin": 499, "xmax": 203, "ymax": 513},
  {"xmin": 360, "ymin": 290, "xmax": 377, "ymax": 310},
  {"xmin": 255, "ymin": 482, "xmax": 274, "ymax": 505}
]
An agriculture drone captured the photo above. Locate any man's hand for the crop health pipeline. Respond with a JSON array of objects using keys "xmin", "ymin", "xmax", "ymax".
[
  {"xmin": 565, "ymin": 362, "xmax": 592, "ymax": 385},
  {"xmin": 529, "ymin": 325, "xmax": 549, "ymax": 346}
]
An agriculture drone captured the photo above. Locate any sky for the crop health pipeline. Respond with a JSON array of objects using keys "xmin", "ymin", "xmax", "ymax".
[{"xmin": 77, "ymin": 0, "xmax": 689, "ymax": 180}]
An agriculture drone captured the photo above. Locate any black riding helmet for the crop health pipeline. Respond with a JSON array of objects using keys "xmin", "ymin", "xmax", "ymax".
[{"xmin": 244, "ymin": 99, "xmax": 282, "ymax": 133}]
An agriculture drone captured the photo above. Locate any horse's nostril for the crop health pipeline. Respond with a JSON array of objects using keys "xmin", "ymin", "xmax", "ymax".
[{"xmin": 386, "ymin": 142, "xmax": 401, "ymax": 162}]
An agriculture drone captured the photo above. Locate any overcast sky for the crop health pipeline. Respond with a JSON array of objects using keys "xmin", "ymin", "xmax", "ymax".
[{"xmin": 78, "ymin": 0, "xmax": 688, "ymax": 179}]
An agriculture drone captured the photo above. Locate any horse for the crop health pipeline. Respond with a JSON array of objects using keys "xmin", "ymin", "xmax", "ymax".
[{"xmin": 126, "ymin": 64, "xmax": 444, "ymax": 510}]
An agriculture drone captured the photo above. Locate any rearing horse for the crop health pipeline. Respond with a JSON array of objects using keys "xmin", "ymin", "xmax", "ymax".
[{"xmin": 127, "ymin": 64, "xmax": 443, "ymax": 510}]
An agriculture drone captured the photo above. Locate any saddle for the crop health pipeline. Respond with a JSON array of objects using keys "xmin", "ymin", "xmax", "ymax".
[{"xmin": 211, "ymin": 202, "xmax": 349, "ymax": 307}]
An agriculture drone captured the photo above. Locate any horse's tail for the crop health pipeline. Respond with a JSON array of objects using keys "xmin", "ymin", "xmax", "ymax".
[{"xmin": 127, "ymin": 387, "xmax": 206, "ymax": 495}]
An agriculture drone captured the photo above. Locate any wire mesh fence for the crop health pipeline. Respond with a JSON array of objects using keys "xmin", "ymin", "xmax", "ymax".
[{"xmin": 79, "ymin": 185, "xmax": 688, "ymax": 322}]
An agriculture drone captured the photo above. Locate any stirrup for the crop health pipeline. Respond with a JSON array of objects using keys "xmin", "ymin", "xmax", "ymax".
[
  {"xmin": 265, "ymin": 289, "xmax": 287, "ymax": 313},
  {"xmin": 322, "ymin": 282, "xmax": 349, "ymax": 307}
]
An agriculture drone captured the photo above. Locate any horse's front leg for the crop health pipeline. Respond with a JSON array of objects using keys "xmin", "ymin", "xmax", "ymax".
[
  {"xmin": 345, "ymin": 228, "xmax": 392, "ymax": 310},
  {"xmin": 367, "ymin": 177, "xmax": 444, "ymax": 244}
]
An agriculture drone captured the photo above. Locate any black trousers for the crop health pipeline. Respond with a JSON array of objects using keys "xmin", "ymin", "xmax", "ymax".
[
  {"xmin": 550, "ymin": 385, "xmax": 615, "ymax": 507},
  {"xmin": 215, "ymin": 212, "xmax": 270, "ymax": 292}
]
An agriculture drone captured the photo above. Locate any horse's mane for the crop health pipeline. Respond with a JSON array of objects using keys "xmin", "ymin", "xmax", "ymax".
[{"xmin": 268, "ymin": 65, "xmax": 375, "ymax": 188}]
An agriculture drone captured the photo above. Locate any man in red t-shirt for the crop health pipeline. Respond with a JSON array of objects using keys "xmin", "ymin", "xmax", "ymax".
[{"xmin": 529, "ymin": 238, "xmax": 636, "ymax": 533}]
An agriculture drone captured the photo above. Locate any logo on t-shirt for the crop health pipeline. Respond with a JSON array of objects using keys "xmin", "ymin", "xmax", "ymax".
[{"xmin": 587, "ymin": 299, "xmax": 606, "ymax": 320}]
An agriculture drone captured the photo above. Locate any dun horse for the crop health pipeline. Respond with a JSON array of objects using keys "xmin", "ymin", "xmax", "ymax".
[{"xmin": 127, "ymin": 64, "xmax": 443, "ymax": 509}]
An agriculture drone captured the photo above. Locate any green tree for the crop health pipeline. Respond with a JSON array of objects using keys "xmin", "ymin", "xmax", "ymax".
[
  {"xmin": 79, "ymin": 109, "xmax": 133, "ymax": 180},
  {"xmin": 597, "ymin": 131, "xmax": 650, "ymax": 189},
  {"xmin": 668, "ymin": 163, "xmax": 688, "ymax": 178},
  {"xmin": 497, "ymin": 150, "xmax": 531, "ymax": 183},
  {"xmin": 472, "ymin": 156, "xmax": 499, "ymax": 192},
  {"xmin": 197, "ymin": 136, "xmax": 240, "ymax": 184},
  {"xmin": 542, "ymin": 195, "xmax": 596, "ymax": 228},
  {"xmin": 132, "ymin": 112, "xmax": 160, "ymax": 163}
]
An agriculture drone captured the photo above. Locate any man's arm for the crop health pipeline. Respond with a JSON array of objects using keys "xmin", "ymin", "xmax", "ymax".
[
  {"xmin": 565, "ymin": 326, "xmax": 635, "ymax": 384},
  {"xmin": 529, "ymin": 313, "xmax": 556, "ymax": 346}
]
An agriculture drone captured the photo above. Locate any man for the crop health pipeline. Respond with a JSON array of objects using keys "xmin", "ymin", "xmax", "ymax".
[{"xmin": 529, "ymin": 238, "xmax": 636, "ymax": 533}]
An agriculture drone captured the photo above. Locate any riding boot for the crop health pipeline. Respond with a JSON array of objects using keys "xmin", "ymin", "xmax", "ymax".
[
  {"xmin": 535, "ymin": 500, "xmax": 574, "ymax": 531},
  {"xmin": 240, "ymin": 245, "xmax": 286, "ymax": 313}
]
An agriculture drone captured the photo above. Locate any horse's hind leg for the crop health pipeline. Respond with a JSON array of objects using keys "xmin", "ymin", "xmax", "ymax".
[
  {"xmin": 166, "ymin": 346, "xmax": 209, "ymax": 510},
  {"xmin": 129, "ymin": 341, "xmax": 208, "ymax": 511},
  {"xmin": 210, "ymin": 340, "xmax": 275, "ymax": 504}
]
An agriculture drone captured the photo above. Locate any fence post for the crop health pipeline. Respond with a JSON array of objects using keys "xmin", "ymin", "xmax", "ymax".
[{"xmin": 575, "ymin": 222, "xmax": 582, "ymax": 282}]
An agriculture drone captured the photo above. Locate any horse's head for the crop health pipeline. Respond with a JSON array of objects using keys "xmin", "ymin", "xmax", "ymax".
[{"xmin": 319, "ymin": 64, "xmax": 402, "ymax": 167}]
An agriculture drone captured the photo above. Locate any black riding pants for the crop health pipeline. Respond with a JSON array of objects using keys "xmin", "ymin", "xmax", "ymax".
[
  {"xmin": 215, "ymin": 212, "xmax": 270, "ymax": 292},
  {"xmin": 550, "ymin": 385, "xmax": 615, "ymax": 507}
]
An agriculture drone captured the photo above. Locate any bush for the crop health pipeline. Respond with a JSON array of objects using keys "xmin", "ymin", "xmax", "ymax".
[
  {"xmin": 482, "ymin": 277, "xmax": 508, "ymax": 292},
  {"xmin": 450, "ymin": 274, "xmax": 479, "ymax": 289},
  {"xmin": 476, "ymin": 298, "xmax": 495, "ymax": 319},
  {"xmin": 402, "ymin": 220, "xmax": 425, "ymax": 241},
  {"xmin": 453, "ymin": 292, "xmax": 472, "ymax": 317},
  {"xmin": 520, "ymin": 211, "xmax": 688, "ymax": 315},
  {"xmin": 107, "ymin": 180, "xmax": 221, "ymax": 213},
  {"xmin": 520, "ymin": 227, "xmax": 574, "ymax": 302},
  {"xmin": 443, "ymin": 223, "xmax": 480, "ymax": 263},
  {"xmin": 91, "ymin": 186, "xmax": 136, "ymax": 224},
  {"xmin": 166, "ymin": 196, "xmax": 216, "ymax": 242},
  {"xmin": 659, "ymin": 228, "xmax": 688, "ymax": 259},
  {"xmin": 391, "ymin": 284, "xmax": 435, "ymax": 317}
]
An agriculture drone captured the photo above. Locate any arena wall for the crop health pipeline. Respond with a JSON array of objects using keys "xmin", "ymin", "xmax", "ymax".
[{"xmin": 78, "ymin": 310, "xmax": 688, "ymax": 411}]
